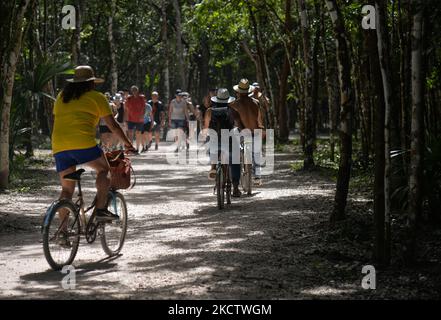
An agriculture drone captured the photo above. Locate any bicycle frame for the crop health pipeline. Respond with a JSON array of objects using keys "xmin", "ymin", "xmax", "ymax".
[
  {"xmin": 241, "ymin": 140, "xmax": 253, "ymax": 166},
  {"xmin": 72, "ymin": 179, "xmax": 96, "ymax": 234}
]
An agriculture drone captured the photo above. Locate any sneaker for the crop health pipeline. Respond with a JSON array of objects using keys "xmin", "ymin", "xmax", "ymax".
[{"xmin": 96, "ymin": 209, "xmax": 119, "ymax": 222}]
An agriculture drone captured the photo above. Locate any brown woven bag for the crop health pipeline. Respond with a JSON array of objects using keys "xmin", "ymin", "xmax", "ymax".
[{"xmin": 105, "ymin": 151, "xmax": 135, "ymax": 190}]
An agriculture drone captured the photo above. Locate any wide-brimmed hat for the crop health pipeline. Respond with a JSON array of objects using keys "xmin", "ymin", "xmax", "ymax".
[
  {"xmin": 66, "ymin": 65, "xmax": 104, "ymax": 83},
  {"xmin": 211, "ymin": 88, "xmax": 235, "ymax": 104},
  {"xmin": 233, "ymin": 78, "xmax": 254, "ymax": 93}
]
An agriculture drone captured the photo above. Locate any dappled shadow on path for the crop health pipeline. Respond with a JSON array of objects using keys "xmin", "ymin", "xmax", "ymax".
[{"xmin": 0, "ymin": 145, "xmax": 379, "ymax": 299}]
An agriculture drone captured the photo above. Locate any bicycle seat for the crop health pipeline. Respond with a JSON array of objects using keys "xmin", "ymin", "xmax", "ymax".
[{"xmin": 63, "ymin": 169, "xmax": 86, "ymax": 181}]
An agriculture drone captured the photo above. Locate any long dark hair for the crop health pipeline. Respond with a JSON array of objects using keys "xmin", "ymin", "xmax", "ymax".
[{"xmin": 61, "ymin": 80, "xmax": 95, "ymax": 103}]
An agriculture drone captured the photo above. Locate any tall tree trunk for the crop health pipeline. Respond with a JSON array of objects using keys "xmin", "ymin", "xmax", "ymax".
[
  {"xmin": 326, "ymin": 0, "xmax": 354, "ymax": 223},
  {"xmin": 108, "ymin": 0, "xmax": 118, "ymax": 95},
  {"xmin": 277, "ymin": 0, "xmax": 292, "ymax": 143},
  {"xmin": 321, "ymin": 14, "xmax": 339, "ymax": 163},
  {"xmin": 375, "ymin": 0, "xmax": 393, "ymax": 264},
  {"xmin": 365, "ymin": 21, "xmax": 387, "ymax": 265},
  {"xmin": 161, "ymin": 0, "xmax": 170, "ymax": 104},
  {"xmin": 0, "ymin": 0, "xmax": 33, "ymax": 189},
  {"xmin": 398, "ymin": 0, "xmax": 411, "ymax": 171},
  {"xmin": 408, "ymin": 0, "xmax": 424, "ymax": 261},
  {"xmin": 198, "ymin": 34, "xmax": 209, "ymax": 104},
  {"xmin": 298, "ymin": 0, "xmax": 315, "ymax": 167},
  {"xmin": 172, "ymin": 0, "xmax": 186, "ymax": 90},
  {"xmin": 247, "ymin": 4, "xmax": 276, "ymax": 133},
  {"xmin": 71, "ymin": 0, "xmax": 82, "ymax": 65}
]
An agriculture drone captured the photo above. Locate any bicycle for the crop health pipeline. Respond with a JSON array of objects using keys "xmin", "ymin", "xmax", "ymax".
[
  {"xmin": 213, "ymin": 151, "xmax": 232, "ymax": 210},
  {"xmin": 240, "ymin": 139, "xmax": 253, "ymax": 196},
  {"xmin": 42, "ymin": 162, "xmax": 129, "ymax": 271}
]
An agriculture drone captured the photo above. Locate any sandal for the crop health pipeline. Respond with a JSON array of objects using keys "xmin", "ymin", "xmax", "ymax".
[{"xmin": 208, "ymin": 169, "xmax": 217, "ymax": 180}]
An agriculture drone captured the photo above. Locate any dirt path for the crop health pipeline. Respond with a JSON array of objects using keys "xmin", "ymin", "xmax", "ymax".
[{"xmin": 0, "ymin": 143, "xmax": 439, "ymax": 299}]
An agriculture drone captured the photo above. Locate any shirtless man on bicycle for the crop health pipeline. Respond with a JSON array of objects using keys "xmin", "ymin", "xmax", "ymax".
[{"xmin": 230, "ymin": 79, "xmax": 265, "ymax": 186}]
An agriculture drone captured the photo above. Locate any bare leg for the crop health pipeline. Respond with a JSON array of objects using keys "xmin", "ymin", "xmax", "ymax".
[
  {"xmin": 85, "ymin": 154, "xmax": 110, "ymax": 209},
  {"xmin": 127, "ymin": 129, "xmax": 134, "ymax": 145},
  {"xmin": 135, "ymin": 130, "xmax": 143, "ymax": 150},
  {"xmin": 141, "ymin": 131, "xmax": 147, "ymax": 150},
  {"xmin": 58, "ymin": 166, "xmax": 76, "ymax": 230},
  {"xmin": 100, "ymin": 133, "xmax": 112, "ymax": 151},
  {"xmin": 147, "ymin": 131, "xmax": 152, "ymax": 147},
  {"xmin": 155, "ymin": 131, "xmax": 160, "ymax": 147}
]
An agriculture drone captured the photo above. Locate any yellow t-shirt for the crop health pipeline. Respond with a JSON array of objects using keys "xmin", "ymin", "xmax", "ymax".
[{"xmin": 52, "ymin": 90, "xmax": 112, "ymax": 154}]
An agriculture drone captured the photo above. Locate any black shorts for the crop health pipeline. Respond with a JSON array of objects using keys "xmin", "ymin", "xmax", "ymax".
[
  {"xmin": 141, "ymin": 122, "xmax": 152, "ymax": 134},
  {"xmin": 127, "ymin": 121, "xmax": 144, "ymax": 131},
  {"xmin": 99, "ymin": 126, "xmax": 111, "ymax": 134}
]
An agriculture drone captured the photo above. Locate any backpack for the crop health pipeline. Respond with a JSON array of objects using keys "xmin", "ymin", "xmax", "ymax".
[{"xmin": 209, "ymin": 106, "xmax": 233, "ymax": 132}]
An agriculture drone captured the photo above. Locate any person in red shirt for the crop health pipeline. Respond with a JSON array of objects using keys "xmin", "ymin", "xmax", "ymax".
[{"xmin": 125, "ymin": 85, "xmax": 146, "ymax": 152}]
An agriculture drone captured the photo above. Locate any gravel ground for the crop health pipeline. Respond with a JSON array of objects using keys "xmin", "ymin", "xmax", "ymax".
[{"xmin": 0, "ymin": 142, "xmax": 439, "ymax": 299}]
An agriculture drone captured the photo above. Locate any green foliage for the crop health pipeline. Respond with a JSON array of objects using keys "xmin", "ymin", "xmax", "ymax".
[{"xmin": 21, "ymin": 59, "xmax": 72, "ymax": 98}]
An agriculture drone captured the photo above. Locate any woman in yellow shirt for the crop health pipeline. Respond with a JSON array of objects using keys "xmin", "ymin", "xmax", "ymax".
[{"xmin": 52, "ymin": 66, "xmax": 135, "ymax": 222}]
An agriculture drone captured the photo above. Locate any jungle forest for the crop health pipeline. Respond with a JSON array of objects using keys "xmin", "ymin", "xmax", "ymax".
[{"xmin": 0, "ymin": 0, "xmax": 441, "ymax": 300}]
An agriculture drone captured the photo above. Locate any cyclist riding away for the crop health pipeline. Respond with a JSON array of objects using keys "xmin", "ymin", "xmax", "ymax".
[
  {"xmin": 230, "ymin": 79, "xmax": 265, "ymax": 186},
  {"xmin": 51, "ymin": 65, "xmax": 135, "ymax": 228},
  {"xmin": 203, "ymin": 88, "xmax": 242, "ymax": 198}
]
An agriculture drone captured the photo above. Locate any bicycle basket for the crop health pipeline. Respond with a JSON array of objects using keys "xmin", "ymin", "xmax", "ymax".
[{"xmin": 105, "ymin": 151, "xmax": 135, "ymax": 190}]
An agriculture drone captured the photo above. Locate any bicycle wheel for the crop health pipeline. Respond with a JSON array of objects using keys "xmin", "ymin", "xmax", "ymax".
[
  {"xmin": 216, "ymin": 164, "xmax": 225, "ymax": 210},
  {"xmin": 245, "ymin": 164, "xmax": 252, "ymax": 195},
  {"xmin": 226, "ymin": 166, "xmax": 232, "ymax": 205},
  {"xmin": 241, "ymin": 163, "xmax": 252, "ymax": 195},
  {"xmin": 42, "ymin": 200, "xmax": 80, "ymax": 271},
  {"xmin": 100, "ymin": 191, "xmax": 128, "ymax": 256}
]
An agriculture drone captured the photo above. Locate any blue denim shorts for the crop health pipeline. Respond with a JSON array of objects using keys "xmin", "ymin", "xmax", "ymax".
[
  {"xmin": 54, "ymin": 145, "xmax": 102, "ymax": 172},
  {"xmin": 171, "ymin": 119, "xmax": 186, "ymax": 129}
]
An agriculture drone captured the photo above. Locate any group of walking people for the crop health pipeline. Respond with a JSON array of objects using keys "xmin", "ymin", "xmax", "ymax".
[{"xmin": 99, "ymin": 86, "xmax": 165, "ymax": 153}]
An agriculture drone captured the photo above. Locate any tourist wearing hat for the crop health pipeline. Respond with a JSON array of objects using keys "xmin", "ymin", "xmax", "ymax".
[
  {"xmin": 230, "ymin": 78, "xmax": 265, "ymax": 186},
  {"xmin": 168, "ymin": 89, "xmax": 190, "ymax": 152},
  {"xmin": 249, "ymin": 82, "xmax": 270, "ymax": 129},
  {"xmin": 203, "ymin": 88, "xmax": 242, "ymax": 197},
  {"xmin": 51, "ymin": 66, "xmax": 135, "ymax": 229}
]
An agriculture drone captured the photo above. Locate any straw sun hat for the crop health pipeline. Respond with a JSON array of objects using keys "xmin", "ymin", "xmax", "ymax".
[
  {"xmin": 233, "ymin": 78, "xmax": 255, "ymax": 93},
  {"xmin": 66, "ymin": 65, "xmax": 104, "ymax": 84}
]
